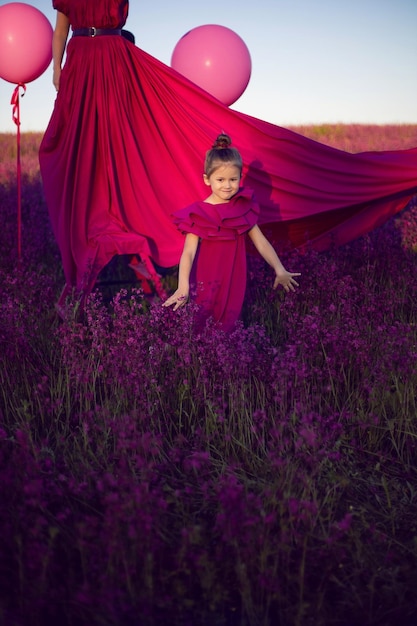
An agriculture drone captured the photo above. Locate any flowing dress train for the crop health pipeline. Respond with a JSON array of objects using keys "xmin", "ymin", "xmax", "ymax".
[{"xmin": 39, "ymin": 0, "xmax": 417, "ymax": 296}]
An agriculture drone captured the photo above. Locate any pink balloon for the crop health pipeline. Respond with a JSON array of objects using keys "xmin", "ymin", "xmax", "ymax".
[
  {"xmin": 0, "ymin": 2, "xmax": 53, "ymax": 84},
  {"xmin": 171, "ymin": 24, "xmax": 251, "ymax": 106}
]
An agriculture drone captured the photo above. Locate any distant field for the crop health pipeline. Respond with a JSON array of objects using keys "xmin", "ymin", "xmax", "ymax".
[{"xmin": 287, "ymin": 123, "xmax": 417, "ymax": 152}]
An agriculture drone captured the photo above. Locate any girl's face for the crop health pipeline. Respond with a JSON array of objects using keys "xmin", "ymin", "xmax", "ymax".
[{"xmin": 203, "ymin": 163, "xmax": 241, "ymax": 204}]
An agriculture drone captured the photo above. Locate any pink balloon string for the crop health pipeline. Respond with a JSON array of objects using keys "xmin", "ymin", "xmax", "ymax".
[{"xmin": 10, "ymin": 83, "xmax": 26, "ymax": 262}]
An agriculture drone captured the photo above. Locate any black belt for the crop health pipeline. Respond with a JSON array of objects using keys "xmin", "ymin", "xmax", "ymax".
[{"xmin": 72, "ymin": 27, "xmax": 122, "ymax": 37}]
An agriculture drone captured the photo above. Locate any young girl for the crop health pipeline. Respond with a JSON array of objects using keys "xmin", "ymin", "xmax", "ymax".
[{"xmin": 162, "ymin": 134, "xmax": 301, "ymax": 331}]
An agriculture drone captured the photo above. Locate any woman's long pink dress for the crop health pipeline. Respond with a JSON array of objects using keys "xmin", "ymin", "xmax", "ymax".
[
  {"xmin": 39, "ymin": 0, "xmax": 417, "ymax": 296},
  {"xmin": 173, "ymin": 189, "xmax": 260, "ymax": 331}
]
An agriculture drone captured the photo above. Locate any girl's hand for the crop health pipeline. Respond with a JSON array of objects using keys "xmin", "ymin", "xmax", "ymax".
[
  {"xmin": 273, "ymin": 270, "xmax": 301, "ymax": 292},
  {"xmin": 162, "ymin": 290, "xmax": 189, "ymax": 311}
]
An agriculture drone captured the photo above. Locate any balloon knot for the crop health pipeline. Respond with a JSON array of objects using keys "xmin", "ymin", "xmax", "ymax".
[{"xmin": 10, "ymin": 83, "xmax": 27, "ymax": 126}]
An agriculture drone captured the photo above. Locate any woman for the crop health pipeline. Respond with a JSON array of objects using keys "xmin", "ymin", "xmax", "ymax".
[{"xmin": 39, "ymin": 0, "xmax": 417, "ymax": 308}]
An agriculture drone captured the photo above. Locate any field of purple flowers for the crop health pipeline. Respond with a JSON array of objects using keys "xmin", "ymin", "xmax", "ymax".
[{"xmin": 1, "ymin": 128, "xmax": 417, "ymax": 626}]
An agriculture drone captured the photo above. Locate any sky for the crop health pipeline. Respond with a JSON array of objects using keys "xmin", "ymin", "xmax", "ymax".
[{"xmin": 0, "ymin": 0, "xmax": 416, "ymax": 133}]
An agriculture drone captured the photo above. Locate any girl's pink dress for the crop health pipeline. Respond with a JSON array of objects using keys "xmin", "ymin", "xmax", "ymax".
[
  {"xmin": 173, "ymin": 189, "xmax": 260, "ymax": 331},
  {"xmin": 39, "ymin": 0, "xmax": 417, "ymax": 296}
]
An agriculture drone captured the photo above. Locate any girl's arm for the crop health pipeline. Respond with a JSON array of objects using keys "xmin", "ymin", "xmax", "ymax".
[
  {"xmin": 248, "ymin": 225, "xmax": 301, "ymax": 292},
  {"xmin": 162, "ymin": 233, "xmax": 199, "ymax": 310},
  {"xmin": 52, "ymin": 11, "xmax": 70, "ymax": 92}
]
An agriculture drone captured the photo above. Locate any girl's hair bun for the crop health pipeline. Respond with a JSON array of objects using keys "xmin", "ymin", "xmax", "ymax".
[{"xmin": 213, "ymin": 133, "xmax": 232, "ymax": 150}]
